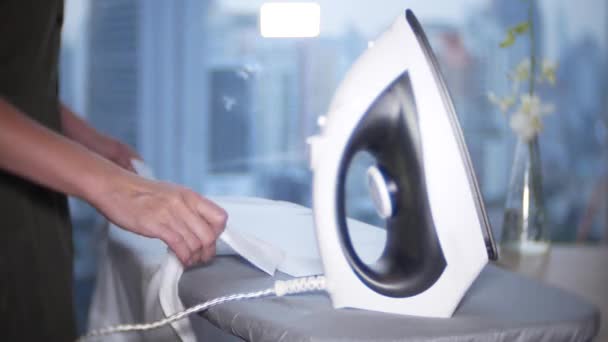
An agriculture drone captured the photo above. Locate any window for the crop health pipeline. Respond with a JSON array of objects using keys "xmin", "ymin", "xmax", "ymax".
[
  {"xmin": 208, "ymin": 68, "xmax": 253, "ymax": 174},
  {"xmin": 61, "ymin": 0, "xmax": 607, "ymax": 329},
  {"xmin": 62, "ymin": 0, "xmax": 608, "ymax": 241}
]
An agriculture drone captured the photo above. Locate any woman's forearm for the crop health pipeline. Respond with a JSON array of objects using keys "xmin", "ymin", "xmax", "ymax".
[
  {"xmin": 60, "ymin": 103, "xmax": 140, "ymax": 171},
  {"xmin": 60, "ymin": 103, "xmax": 110, "ymax": 153},
  {"xmin": 0, "ymin": 97, "xmax": 121, "ymax": 201},
  {"xmin": 0, "ymin": 97, "xmax": 227, "ymax": 266}
]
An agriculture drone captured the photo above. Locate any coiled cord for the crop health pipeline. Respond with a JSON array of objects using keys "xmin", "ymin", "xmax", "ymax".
[{"xmin": 78, "ymin": 275, "xmax": 326, "ymax": 341}]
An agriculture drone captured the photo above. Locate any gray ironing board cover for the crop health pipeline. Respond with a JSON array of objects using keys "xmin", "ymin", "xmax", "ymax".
[{"xmin": 180, "ymin": 257, "xmax": 600, "ymax": 341}]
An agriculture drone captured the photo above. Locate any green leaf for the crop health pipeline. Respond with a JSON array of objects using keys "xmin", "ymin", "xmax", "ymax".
[
  {"xmin": 499, "ymin": 21, "xmax": 530, "ymax": 48},
  {"xmin": 512, "ymin": 21, "xmax": 530, "ymax": 35},
  {"xmin": 500, "ymin": 31, "xmax": 516, "ymax": 48}
]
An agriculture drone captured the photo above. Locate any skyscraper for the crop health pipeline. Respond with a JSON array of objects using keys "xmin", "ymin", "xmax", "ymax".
[{"xmin": 87, "ymin": 0, "xmax": 139, "ymax": 148}]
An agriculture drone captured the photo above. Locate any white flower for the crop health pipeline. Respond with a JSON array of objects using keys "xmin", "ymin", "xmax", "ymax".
[
  {"xmin": 509, "ymin": 94, "xmax": 554, "ymax": 141},
  {"xmin": 519, "ymin": 94, "xmax": 554, "ymax": 117},
  {"xmin": 487, "ymin": 91, "xmax": 516, "ymax": 114},
  {"xmin": 510, "ymin": 110, "xmax": 540, "ymax": 141},
  {"xmin": 540, "ymin": 59, "xmax": 557, "ymax": 85},
  {"xmin": 510, "ymin": 58, "xmax": 531, "ymax": 83}
]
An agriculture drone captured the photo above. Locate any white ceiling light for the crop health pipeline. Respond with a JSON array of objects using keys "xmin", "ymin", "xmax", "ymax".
[{"xmin": 260, "ymin": 2, "xmax": 321, "ymax": 38}]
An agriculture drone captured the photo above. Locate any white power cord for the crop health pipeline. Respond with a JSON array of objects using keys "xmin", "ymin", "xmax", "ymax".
[{"xmin": 78, "ymin": 275, "xmax": 326, "ymax": 341}]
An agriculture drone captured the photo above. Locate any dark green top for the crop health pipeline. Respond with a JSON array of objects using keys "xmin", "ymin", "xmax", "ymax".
[{"xmin": 0, "ymin": 0, "xmax": 75, "ymax": 340}]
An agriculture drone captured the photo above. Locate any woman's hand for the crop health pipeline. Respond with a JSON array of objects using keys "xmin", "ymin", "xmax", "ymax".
[
  {"xmin": 1, "ymin": 99, "xmax": 226, "ymax": 266},
  {"xmin": 92, "ymin": 172, "xmax": 228, "ymax": 265},
  {"xmin": 95, "ymin": 138, "xmax": 141, "ymax": 172}
]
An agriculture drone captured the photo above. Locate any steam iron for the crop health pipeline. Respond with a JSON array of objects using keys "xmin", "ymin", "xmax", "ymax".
[{"xmin": 308, "ymin": 9, "xmax": 497, "ymax": 318}]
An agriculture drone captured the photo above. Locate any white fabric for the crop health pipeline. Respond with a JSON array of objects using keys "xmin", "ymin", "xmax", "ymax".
[
  {"xmin": 214, "ymin": 197, "xmax": 387, "ymax": 276},
  {"xmin": 88, "ymin": 162, "xmax": 386, "ymax": 341},
  {"xmin": 88, "ymin": 225, "xmax": 177, "ymax": 341},
  {"xmin": 132, "ymin": 160, "xmax": 286, "ymax": 276}
]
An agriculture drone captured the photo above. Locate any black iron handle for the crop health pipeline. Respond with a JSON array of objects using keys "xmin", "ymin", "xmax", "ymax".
[{"xmin": 335, "ymin": 72, "xmax": 446, "ymax": 298}]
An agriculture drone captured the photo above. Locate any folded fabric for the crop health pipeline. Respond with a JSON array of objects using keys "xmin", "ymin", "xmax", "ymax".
[
  {"xmin": 210, "ymin": 196, "xmax": 387, "ymax": 277},
  {"xmin": 132, "ymin": 160, "xmax": 286, "ymax": 276}
]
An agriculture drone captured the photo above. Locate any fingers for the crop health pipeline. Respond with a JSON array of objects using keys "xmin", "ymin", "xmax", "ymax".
[
  {"xmin": 119, "ymin": 155, "xmax": 136, "ymax": 172},
  {"xmin": 186, "ymin": 192, "xmax": 228, "ymax": 236},
  {"xmin": 166, "ymin": 190, "xmax": 226, "ymax": 266},
  {"xmin": 202, "ymin": 242, "xmax": 216, "ymax": 263},
  {"xmin": 119, "ymin": 150, "xmax": 139, "ymax": 172},
  {"xmin": 111, "ymin": 141, "xmax": 141, "ymax": 172},
  {"xmin": 129, "ymin": 181, "xmax": 227, "ymax": 267},
  {"xmin": 169, "ymin": 209, "xmax": 203, "ymax": 263},
  {"xmin": 156, "ymin": 226, "xmax": 191, "ymax": 265},
  {"xmin": 153, "ymin": 206, "xmax": 207, "ymax": 266},
  {"xmin": 172, "ymin": 202, "xmax": 216, "ymax": 264},
  {"xmin": 173, "ymin": 191, "xmax": 227, "ymax": 266}
]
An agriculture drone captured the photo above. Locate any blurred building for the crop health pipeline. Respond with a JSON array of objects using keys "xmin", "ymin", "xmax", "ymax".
[
  {"xmin": 87, "ymin": 0, "xmax": 139, "ymax": 148},
  {"xmin": 73, "ymin": 0, "xmax": 607, "ymax": 239}
]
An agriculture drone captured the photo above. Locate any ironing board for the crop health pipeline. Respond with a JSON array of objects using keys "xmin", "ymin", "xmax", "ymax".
[{"xmin": 180, "ymin": 257, "xmax": 599, "ymax": 342}]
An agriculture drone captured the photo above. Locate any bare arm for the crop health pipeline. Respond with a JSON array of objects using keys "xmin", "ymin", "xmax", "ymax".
[
  {"xmin": 0, "ymin": 98, "xmax": 112, "ymax": 198},
  {"xmin": 61, "ymin": 103, "xmax": 140, "ymax": 171},
  {"xmin": 0, "ymin": 98, "xmax": 226, "ymax": 265}
]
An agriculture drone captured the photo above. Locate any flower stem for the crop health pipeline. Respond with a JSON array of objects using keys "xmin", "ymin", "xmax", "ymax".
[
  {"xmin": 528, "ymin": 0, "xmax": 536, "ymax": 96},
  {"xmin": 527, "ymin": 135, "xmax": 546, "ymax": 238},
  {"xmin": 527, "ymin": 1, "xmax": 544, "ymax": 235}
]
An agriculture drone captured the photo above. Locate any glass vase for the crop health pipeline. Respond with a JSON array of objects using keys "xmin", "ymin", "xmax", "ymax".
[{"xmin": 499, "ymin": 136, "xmax": 551, "ymax": 277}]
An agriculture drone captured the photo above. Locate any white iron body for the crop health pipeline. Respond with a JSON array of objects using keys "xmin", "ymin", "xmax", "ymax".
[{"xmin": 309, "ymin": 10, "xmax": 494, "ymax": 318}]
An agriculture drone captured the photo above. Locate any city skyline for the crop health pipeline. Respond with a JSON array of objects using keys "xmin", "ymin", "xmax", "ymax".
[{"xmin": 60, "ymin": 0, "xmax": 607, "ymax": 242}]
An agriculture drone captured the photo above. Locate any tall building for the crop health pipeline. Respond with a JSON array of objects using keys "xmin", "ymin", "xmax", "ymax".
[
  {"xmin": 546, "ymin": 36, "xmax": 607, "ymax": 240},
  {"xmin": 85, "ymin": 1, "xmax": 212, "ymax": 188},
  {"xmin": 87, "ymin": 0, "xmax": 139, "ymax": 148}
]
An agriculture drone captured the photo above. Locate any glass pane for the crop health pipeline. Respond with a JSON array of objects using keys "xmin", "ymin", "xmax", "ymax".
[{"xmin": 59, "ymin": 0, "xmax": 607, "ymax": 330}]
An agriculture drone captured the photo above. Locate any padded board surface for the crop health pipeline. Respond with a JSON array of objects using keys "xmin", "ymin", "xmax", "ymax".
[{"xmin": 180, "ymin": 258, "xmax": 599, "ymax": 341}]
